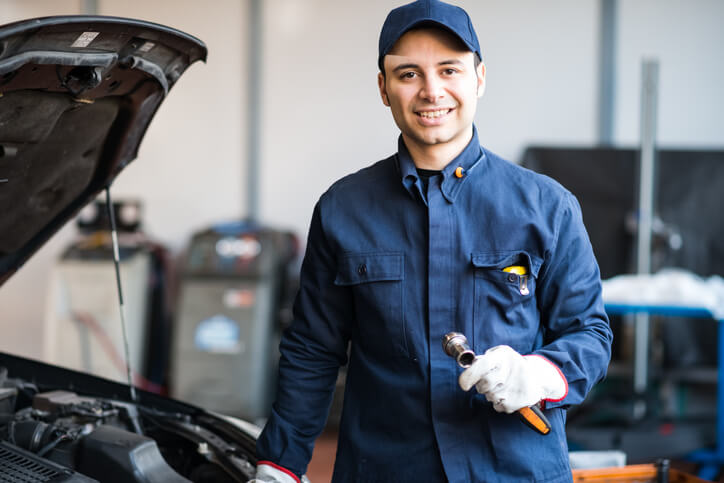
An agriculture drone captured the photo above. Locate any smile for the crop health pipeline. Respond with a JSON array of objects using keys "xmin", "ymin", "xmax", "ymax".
[{"xmin": 416, "ymin": 108, "xmax": 452, "ymax": 119}]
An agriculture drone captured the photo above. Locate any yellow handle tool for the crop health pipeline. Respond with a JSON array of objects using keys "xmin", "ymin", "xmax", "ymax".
[
  {"xmin": 442, "ymin": 332, "xmax": 551, "ymax": 435},
  {"xmin": 503, "ymin": 265, "xmax": 529, "ymax": 295},
  {"xmin": 517, "ymin": 406, "xmax": 551, "ymax": 435},
  {"xmin": 502, "ymin": 265, "xmax": 527, "ymax": 275}
]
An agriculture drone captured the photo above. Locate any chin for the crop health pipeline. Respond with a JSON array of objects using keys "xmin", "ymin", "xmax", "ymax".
[{"xmin": 411, "ymin": 130, "xmax": 462, "ymax": 147}]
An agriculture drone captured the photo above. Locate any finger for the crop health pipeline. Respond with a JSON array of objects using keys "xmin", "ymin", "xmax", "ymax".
[
  {"xmin": 482, "ymin": 346, "xmax": 516, "ymax": 378},
  {"xmin": 484, "ymin": 344, "xmax": 515, "ymax": 356},
  {"xmin": 480, "ymin": 381, "xmax": 507, "ymax": 407},
  {"xmin": 474, "ymin": 371, "xmax": 505, "ymax": 394},
  {"xmin": 486, "ymin": 393, "xmax": 518, "ymax": 414},
  {"xmin": 459, "ymin": 354, "xmax": 497, "ymax": 391},
  {"xmin": 498, "ymin": 401, "xmax": 518, "ymax": 414},
  {"xmin": 484, "ymin": 384, "xmax": 510, "ymax": 404},
  {"xmin": 491, "ymin": 388, "xmax": 532, "ymax": 414},
  {"xmin": 491, "ymin": 398, "xmax": 508, "ymax": 413}
]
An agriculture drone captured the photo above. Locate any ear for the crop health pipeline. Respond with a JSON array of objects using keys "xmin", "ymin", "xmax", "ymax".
[
  {"xmin": 378, "ymin": 72, "xmax": 390, "ymax": 106},
  {"xmin": 476, "ymin": 62, "xmax": 486, "ymax": 98}
]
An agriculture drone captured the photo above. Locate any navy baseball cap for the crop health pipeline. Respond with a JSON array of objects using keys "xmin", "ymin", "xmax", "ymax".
[{"xmin": 378, "ymin": 0, "xmax": 482, "ymax": 71}]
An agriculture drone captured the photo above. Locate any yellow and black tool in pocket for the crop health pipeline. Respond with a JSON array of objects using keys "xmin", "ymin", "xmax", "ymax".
[{"xmin": 502, "ymin": 265, "xmax": 529, "ymax": 295}]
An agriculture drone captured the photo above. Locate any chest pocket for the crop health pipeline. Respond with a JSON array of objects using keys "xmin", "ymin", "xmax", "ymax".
[
  {"xmin": 334, "ymin": 252, "xmax": 407, "ymax": 359},
  {"xmin": 471, "ymin": 251, "xmax": 542, "ymax": 354}
]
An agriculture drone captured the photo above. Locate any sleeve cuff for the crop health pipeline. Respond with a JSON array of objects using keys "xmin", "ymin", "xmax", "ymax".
[{"xmin": 257, "ymin": 461, "xmax": 301, "ymax": 483}]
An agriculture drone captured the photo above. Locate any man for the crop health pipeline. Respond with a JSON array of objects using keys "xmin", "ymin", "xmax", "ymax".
[{"xmin": 254, "ymin": 1, "xmax": 612, "ymax": 482}]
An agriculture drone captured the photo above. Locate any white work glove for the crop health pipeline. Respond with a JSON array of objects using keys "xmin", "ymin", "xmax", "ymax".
[
  {"xmin": 458, "ymin": 345, "xmax": 567, "ymax": 413},
  {"xmin": 249, "ymin": 462, "xmax": 307, "ymax": 483}
]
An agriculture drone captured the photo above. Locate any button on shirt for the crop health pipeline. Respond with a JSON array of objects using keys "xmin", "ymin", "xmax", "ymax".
[{"xmin": 257, "ymin": 127, "xmax": 613, "ymax": 482}]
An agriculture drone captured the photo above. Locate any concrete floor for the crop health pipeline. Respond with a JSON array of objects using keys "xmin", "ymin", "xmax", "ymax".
[{"xmin": 302, "ymin": 432, "xmax": 724, "ymax": 483}]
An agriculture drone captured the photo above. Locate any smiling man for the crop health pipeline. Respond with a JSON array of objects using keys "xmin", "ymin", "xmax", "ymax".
[
  {"xmin": 378, "ymin": 27, "xmax": 484, "ymax": 169},
  {"xmin": 253, "ymin": 1, "xmax": 612, "ymax": 482}
]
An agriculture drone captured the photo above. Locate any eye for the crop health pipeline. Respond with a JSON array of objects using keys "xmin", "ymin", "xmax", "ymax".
[
  {"xmin": 442, "ymin": 68, "xmax": 459, "ymax": 76},
  {"xmin": 400, "ymin": 71, "xmax": 417, "ymax": 80}
]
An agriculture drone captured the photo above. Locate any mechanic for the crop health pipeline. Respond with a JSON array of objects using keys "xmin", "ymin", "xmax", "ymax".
[{"xmin": 253, "ymin": 1, "xmax": 613, "ymax": 482}]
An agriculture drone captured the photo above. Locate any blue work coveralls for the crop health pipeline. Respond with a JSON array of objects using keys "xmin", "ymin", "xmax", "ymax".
[{"xmin": 257, "ymin": 127, "xmax": 613, "ymax": 482}]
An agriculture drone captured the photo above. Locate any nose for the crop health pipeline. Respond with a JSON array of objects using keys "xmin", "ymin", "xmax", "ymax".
[{"xmin": 419, "ymin": 75, "xmax": 445, "ymax": 102}]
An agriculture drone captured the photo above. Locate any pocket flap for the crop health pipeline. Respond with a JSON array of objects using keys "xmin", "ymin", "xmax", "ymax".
[
  {"xmin": 471, "ymin": 251, "xmax": 542, "ymax": 278},
  {"xmin": 335, "ymin": 252, "xmax": 404, "ymax": 285}
]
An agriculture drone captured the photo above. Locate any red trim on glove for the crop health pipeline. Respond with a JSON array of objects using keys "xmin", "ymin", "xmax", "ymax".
[
  {"xmin": 525, "ymin": 354, "xmax": 568, "ymax": 403},
  {"xmin": 257, "ymin": 461, "xmax": 301, "ymax": 483}
]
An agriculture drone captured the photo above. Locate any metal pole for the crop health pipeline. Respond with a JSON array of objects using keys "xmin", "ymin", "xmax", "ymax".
[
  {"xmin": 246, "ymin": 0, "xmax": 262, "ymax": 223},
  {"xmin": 105, "ymin": 188, "xmax": 138, "ymax": 404},
  {"xmin": 597, "ymin": 0, "xmax": 616, "ymax": 145},
  {"xmin": 80, "ymin": 0, "xmax": 98, "ymax": 15},
  {"xmin": 633, "ymin": 59, "xmax": 659, "ymax": 418}
]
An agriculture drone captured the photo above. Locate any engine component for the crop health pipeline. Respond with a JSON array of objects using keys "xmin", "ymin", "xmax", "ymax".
[
  {"xmin": 9, "ymin": 420, "xmax": 56, "ymax": 453},
  {"xmin": 0, "ymin": 387, "xmax": 16, "ymax": 416},
  {"xmin": 0, "ymin": 440, "xmax": 97, "ymax": 482},
  {"xmin": 75, "ymin": 425, "xmax": 190, "ymax": 483},
  {"xmin": 32, "ymin": 390, "xmax": 116, "ymax": 418}
]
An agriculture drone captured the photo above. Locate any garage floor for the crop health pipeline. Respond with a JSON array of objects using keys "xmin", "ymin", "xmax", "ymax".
[{"xmin": 303, "ymin": 431, "xmax": 724, "ymax": 482}]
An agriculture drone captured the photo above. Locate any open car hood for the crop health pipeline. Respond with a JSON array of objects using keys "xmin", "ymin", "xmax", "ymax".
[
  {"xmin": 0, "ymin": 15, "xmax": 206, "ymax": 287},
  {"xmin": 0, "ymin": 16, "xmax": 261, "ymax": 483}
]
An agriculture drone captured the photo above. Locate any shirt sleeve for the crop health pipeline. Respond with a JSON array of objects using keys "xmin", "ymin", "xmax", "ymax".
[
  {"xmin": 256, "ymin": 200, "xmax": 352, "ymax": 477},
  {"xmin": 532, "ymin": 191, "xmax": 613, "ymax": 408}
]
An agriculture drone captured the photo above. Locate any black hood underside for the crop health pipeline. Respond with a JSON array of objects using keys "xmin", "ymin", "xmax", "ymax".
[{"xmin": 0, "ymin": 16, "xmax": 206, "ymax": 286}]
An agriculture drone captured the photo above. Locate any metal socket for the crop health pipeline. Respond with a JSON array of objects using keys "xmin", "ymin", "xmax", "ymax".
[{"xmin": 442, "ymin": 332, "xmax": 476, "ymax": 368}]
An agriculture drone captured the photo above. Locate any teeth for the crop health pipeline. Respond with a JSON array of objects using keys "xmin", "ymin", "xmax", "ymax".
[{"xmin": 418, "ymin": 109, "xmax": 450, "ymax": 118}]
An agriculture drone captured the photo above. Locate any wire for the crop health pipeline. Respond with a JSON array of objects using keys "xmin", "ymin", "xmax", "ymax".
[
  {"xmin": 71, "ymin": 310, "xmax": 163, "ymax": 394},
  {"xmin": 37, "ymin": 433, "xmax": 71, "ymax": 457}
]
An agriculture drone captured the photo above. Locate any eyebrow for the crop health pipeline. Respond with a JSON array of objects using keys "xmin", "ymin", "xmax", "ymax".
[
  {"xmin": 391, "ymin": 59, "xmax": 465, "ymax": 73},
  {"xmin": 438, "ymin": 59, "xmax": 465, "ymax": 67},
  {"xmin": 392, "ymin": 63, "xmax": 419, "ymax": 73}
]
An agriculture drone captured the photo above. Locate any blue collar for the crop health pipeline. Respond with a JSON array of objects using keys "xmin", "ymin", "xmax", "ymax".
[{"xmin": 398, "ymin": 125, "xmax": 485, "ymax": 203}]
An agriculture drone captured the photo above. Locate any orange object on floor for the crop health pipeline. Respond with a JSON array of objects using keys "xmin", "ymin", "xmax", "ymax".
[{"xmin": 572, "ymin": 464, "xmax": 711, "ymax": 482}]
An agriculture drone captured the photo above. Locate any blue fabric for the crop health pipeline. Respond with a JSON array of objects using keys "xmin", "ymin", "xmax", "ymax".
[
  {"xmin": 257, "ymin": 127, "xmax": 613, "ymax": 482},
  {"xmin": 378, "ymin": 0, "xmax": 482, "ymax": 70}
]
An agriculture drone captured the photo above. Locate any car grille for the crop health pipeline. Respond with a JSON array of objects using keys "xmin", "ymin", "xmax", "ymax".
[{"xmin": 0, "ymin": 441, "xmax": 79, "ymax": 482}]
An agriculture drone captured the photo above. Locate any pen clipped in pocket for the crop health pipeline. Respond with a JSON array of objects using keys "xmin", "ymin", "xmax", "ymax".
[{"xmin": 502, "ymin": 265, "xmax": 529, "ymax": 295}]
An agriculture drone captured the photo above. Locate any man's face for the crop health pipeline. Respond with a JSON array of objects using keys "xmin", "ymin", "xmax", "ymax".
[{"xmin": 378, "ymin": 28, "xmax": 485, "ymax": 160}]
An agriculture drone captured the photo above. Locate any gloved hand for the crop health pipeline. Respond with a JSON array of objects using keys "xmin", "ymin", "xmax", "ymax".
[
  {"xmin": 458, "ymin": 345, "xmax": 567, "ymax": 413},
  {"xmin": 249, "ymin": 462, "xmax": 301, "ymax": 483}
]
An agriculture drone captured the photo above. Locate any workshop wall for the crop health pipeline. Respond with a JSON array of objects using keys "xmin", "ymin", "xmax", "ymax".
[
  {"xmin": 613, "ymin": 0, "xmax": 724, "ymax": 147},
  {"xmin": 99, "ymin": 0, "xmax": 248, "ymax": 244}
]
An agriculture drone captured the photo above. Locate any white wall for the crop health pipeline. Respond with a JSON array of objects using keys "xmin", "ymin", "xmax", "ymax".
[
  {"xmin": 98, "ymin": 0, "xmax": 248, "ymax": 243},
  {"xmin": 1, "ymin": 1, "xmax": 722, "ymax": 360},
  {"xmin": 259, "ymin": 0, "xmax": 400, "ymax": 236},
  {"xmin": 259, "ymin": 0, "xmax": 600, "ymax": 236},
  {"xmin": 613, "ymin": 0, "xmax": 724, "ymax": 147}
]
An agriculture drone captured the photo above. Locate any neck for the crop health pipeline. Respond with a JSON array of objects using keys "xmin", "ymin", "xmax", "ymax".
[{"xmin": 402, "ymin": 127, "xmax": 474, "ymax": 170}]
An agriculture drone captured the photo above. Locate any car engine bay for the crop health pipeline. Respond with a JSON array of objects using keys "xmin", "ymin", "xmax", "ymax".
[{"xmin": 0, "ymin": 365, "xmax": 256, "ymax": 482}]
